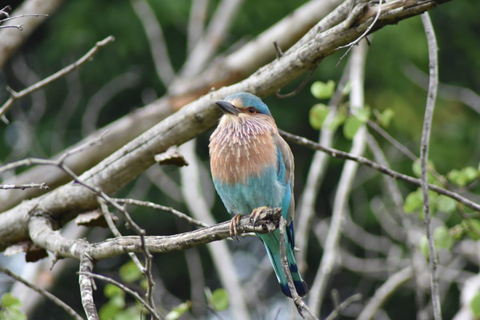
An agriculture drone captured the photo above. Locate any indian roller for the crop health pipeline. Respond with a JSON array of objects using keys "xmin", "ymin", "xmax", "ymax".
[{"xmin": 209, "ymin": 92, "xmax": 308, "ymax": 298}]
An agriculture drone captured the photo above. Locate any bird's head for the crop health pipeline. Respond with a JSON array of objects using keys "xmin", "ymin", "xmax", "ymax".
[{"xmin": 215, "ymin": 92, "xmax": 272, "ymax": 120}]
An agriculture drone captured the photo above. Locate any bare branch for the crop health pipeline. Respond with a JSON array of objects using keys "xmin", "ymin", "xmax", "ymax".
[
  {"xmin": 79, "ymin": 254, "xmax": 99, "ymax": 320},
  {"xmin": 28, "ymin": 206, "xmax": 281, "ymax": 260},
  {"xmin": 113, "ymin": 198, "xmax": 208, "ymax": 228},
  {"xmin": 278, "ymin": 217, "xmax": 319, "ymax": 320},
  {"xmin": 77, "ymin": 271, "xmax": 160, "ymax": 320},
  {"xmin": 280, "ymin": 130, "xmax": 480, "ymax": 213},
  {"xmin": 0, "ymin": 182, "xmax": 49, "ymax": 190},
  {"xmin": 130, "ymin": 0, "xmax": 175, "ymax": 86},
  {"xmin": 309, "ymin": 39, "xmax": 368, "ymax": 314},
  {"xmin": 0, "ymin": 267, "xmax": 84, "ymax": 320},
  {"xmin": 419, "ymin": 12, "xmax": 442, "ymax": 320},
  {"xmin": 0, "ymin": 36, "xmax": 115, "ymax": 123},
  {"xmin": 325, "ymin": 292, "xmax": 362, "ymax": 320},
  {"xmin": 337, "ymin": 0, "xmax": 382, "ymax": 63},
  {"xmin": 0, "ymin": 0, "xmax": 61, "ymax": 68},
  {"xmin": 358, "ymin": 267, "xmax": 413, "ymax": 320}
]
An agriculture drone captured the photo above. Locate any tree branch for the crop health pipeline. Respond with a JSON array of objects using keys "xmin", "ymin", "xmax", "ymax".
[
  {"xmin": 0, "ymin": 0, "xmax": 61, "ymax": 68},
  {"xmin": 419, "ymin": 12, "xmax": 442, "ymax": 320},
  {"xmin": 358, "ymin": 266, "xmax": 413, "ymax": 320},
  {"xmin": 0, "ymin": 36, "xmax": 115, "ymax": 123},
  {"xmin": 280, "ymin": 130, "xmax": 480, "ymax": 213},
  {"xmin": 309, "ymin": 40, "xmax": 368, "ymax": 314},
  {"xmin": 0, "ymin": 267, "xmax": 84, "ymax": 320}
]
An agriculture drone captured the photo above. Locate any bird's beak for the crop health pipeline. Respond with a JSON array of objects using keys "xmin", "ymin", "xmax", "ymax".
[{"xmin": 215, "ymin": 100, "xmax": 239, "ymax": 116}]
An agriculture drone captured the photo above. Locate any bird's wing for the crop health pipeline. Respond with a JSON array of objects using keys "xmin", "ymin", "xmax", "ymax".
[{"xmin": 273, "ymin": 133, "xmax": 295, "ymax": 222}]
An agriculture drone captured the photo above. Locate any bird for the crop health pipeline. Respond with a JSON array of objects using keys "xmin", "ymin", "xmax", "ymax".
[{"xmin": 209, "ymin": 92, "xmax": 308, "ymax": 298}]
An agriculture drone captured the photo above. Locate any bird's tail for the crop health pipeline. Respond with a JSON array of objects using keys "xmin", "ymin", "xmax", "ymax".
[{"xmin": 259, "ymin": 228, "xmax": 308, "ymax": 298}]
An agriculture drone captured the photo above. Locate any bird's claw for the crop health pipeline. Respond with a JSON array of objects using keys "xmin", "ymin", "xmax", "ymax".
[
  {"xmin": 250, "ymin": 206, "xmax": 270, "ymax": 228},
  {"xmin": 229, "ymin": 214, "xmax": 242, "ymax": 241}
]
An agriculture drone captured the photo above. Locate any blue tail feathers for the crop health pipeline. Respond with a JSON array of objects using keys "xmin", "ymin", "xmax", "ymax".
[{"xmin": 259, "ymin": 229, "xmax": 309, "ymax": 298}]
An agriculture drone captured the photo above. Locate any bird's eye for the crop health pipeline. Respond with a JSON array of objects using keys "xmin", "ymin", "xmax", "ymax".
[{"xmin": 247, "ymin": 107, "xmax": 257, "ymax": 114}]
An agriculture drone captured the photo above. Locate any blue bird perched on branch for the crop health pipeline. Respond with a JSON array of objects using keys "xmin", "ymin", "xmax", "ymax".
[{"xmin": 209, "ymin": 92, "xmax": 308, "ymax": 298}]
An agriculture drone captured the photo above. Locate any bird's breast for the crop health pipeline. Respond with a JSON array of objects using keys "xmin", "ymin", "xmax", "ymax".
[{"xmin": 209, "ymin": 124, "xmax": 277, "ymax": 184}]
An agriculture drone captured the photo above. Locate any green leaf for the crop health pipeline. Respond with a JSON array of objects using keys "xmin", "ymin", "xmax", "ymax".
[
  {"xmin": 343, "ymin": 116, "xmax": 363, "ymax": 140},
  {"xmin": 1, "ymin": 293, "xmax": 21, "ymax": 309},
  {"xmin": 211, "ymin": 289, "xmax": 229, "ymax": 311},
  {"xmin": 166, "ymin": 302, "xmax": 192, "ymax": 320},
  {"xmin": 310, "ymin": 80, "xmax": 336, "ymax": 99},
  {"xmin": 462, "ymin": 219, "xmax": 480, "ymax": 240},
  {"xmin": 341, "ymin": 81, "xmax": 352, "ymax": 96},
  {"xmin": 470, "ymin": 291, "xmax": 480, "ymax": 317},
  {"xmin": 379, "ymin": 108, "xmax": 395, "ymax": 127},
  {"xmin": 328, "ymin": 109, "xmax": 346, "ymax": 132},
  {"xmin": 309, "ymin": 104, "xmax": 330, "ymax": 130},
  {"xmin": 464, "ymin": 166, "xmax": 479, "ymax": 180},
  {"xmin": 114, "ymin": 306, "xmax": 143, "ymax": 320},
  {"xmin": 433, "ymin": 226, "xmax": 454, "ymax": 250},
  {"xmin": 436, "ymin": 195, "xmax": 456, "ymax": 214},
  {"xmin": 99, "ymin": 300, "xmax": 122, "ymax": 320},
  {"xmin": 355, "ymin": 107, "xmax": 371, "ymax": 122},
  {"xmin": 404, "ymin": 190, "xmax": 423, "ymax": 214},
  {"xmin": 448, "ymin": 166, "xmax": 479, "ymax": 187},
  {"xmin": 0, "ymin": 308, "xmax": 27, "ymax": 320},
  {"xmin": 119, "ymin": 260, "xmax": 143, "ymax": 283},
  {"xmin": 104, "ymin": 284, "xmax": 125, "ymax": 298}
]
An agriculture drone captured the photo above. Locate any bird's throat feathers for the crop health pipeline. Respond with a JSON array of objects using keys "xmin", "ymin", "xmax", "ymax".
[{"xmin": 209, "ymin": 114, "xmax": 278, "ymax": 184}]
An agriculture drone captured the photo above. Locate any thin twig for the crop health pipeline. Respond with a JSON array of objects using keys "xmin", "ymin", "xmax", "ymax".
[
  {"xmin": 0, "ymin": 36, "xmax": 115, "ymax": 124},
  {"xmin": 0, "ymin": 267, "xmax": 84, "ymax": 320},
  {"xmin": 337, "ymin": 0, "xmax": 382, "ymax": 64},
  {"xmin": 113, "ymin": 198, "xmax": 208, "ymax": 228},
  {"xmin": 325, "ymin": 293, "xmax": 362, "ymax": 320},
  {"xmin": 358, "ymin": 266, "xmax": 413, "ymax": 320},
  {"xmin": 419, "ymin": 12, "xmax": 442, "ymax": 320},
  {"xmin": 0, "ymin": 13, "xmax": 49, "ymax": 24},
  {"xmin": 276, "ymin": 67, "xmax": 317, "ymax": 99},
  {"xmin": 130, "ymin": 0, "xmax": 175, "ymax": 86},
  {"xmin": 278, "ymin": 217, "xmax": 320, "ymax": 320},
  {"xmin": 0, "ymin": 182, "xmax": 49, "ymax": 190},
  {"xmin": 78, "ymin": 272, "xmax": 160, "ymax": 320},
  {"xmin": 97, "ymin": 198, "xmax": 145, "ymax": 272},
  {"xmin": 279, "ymin": 129, "xmax": 480, "ymax": 213}
]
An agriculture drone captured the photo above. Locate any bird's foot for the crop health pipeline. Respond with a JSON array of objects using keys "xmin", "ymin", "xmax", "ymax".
[
  {"xmin": 229, "ymin": 214, "xmax": 242, "ymax": 241},
  {"xmin": 250, "ymin": 206, "xmax": 270, "ymax": 228}
]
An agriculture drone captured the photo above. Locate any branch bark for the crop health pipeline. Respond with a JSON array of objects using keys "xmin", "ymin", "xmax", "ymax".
[{"xmin": 419, "ymin": 12, "xmax": 442, "ymax": 320}]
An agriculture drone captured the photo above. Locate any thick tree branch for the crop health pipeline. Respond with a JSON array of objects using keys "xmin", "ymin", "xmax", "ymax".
[{"xmin": 28, "ymin": 209, "xmax": 281, "ymax": 261}]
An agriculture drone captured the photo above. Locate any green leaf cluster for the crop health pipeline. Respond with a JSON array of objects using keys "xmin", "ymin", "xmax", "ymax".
[{"xmin": 0, "ymin": 293, "xmax": 26, "ymax": 320}]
